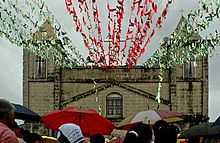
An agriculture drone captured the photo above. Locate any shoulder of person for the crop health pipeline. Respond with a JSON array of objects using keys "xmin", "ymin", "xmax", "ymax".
[{"xmin": 0, "ymin": 125, "xmax": 19, "ymax": 143}]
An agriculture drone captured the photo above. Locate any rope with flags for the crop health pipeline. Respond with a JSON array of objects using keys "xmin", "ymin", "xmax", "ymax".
[{"xmin": 64, "ymin": 0, "xmax": 172, "ymax": 68}]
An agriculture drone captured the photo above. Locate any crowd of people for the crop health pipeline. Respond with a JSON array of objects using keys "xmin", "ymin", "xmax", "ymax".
[
  {"xmin": 56, "ymin": 121, "xmax": 178, "ymax": 143},
  {"xmin": 123, "ymin": 120, "xmax": 178, "ymax": 143},
  {"xmin": 0, "ymin": 98, "xmax": 179, "ymax": 143}
]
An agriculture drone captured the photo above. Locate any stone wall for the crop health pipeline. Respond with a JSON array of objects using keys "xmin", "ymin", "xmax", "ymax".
[{"xmin": 23, "ymin": 50, "xmax": 208, "ymax": 119}]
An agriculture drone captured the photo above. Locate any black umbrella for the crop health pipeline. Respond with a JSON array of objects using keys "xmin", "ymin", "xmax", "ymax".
[
  {"xmin": 13, "ymin": 103, "xmax": 40, "ymax": 122},
  {"xmin": 178, "ymin": 123, "xmax": 220, "ymax": 139},
  {"xmin": 213, "ymin": 116, "xmax": 220, "ymax": 126}
]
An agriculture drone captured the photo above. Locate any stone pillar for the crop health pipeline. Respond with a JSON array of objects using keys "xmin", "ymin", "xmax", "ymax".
[
  {"xmin": 170, "ymin": 67, "xmax": 177, "ymax": 111},
  {"xmin": 23, "ymin": 50, "xmax": 29, "ymax": 107},
  {"xmin": 53, "ymin": 66, "xmax": 62, "ymax": 109},
  {"xmin": 202, "ymin": 56, "xmax": 208, "ymax": 116}
]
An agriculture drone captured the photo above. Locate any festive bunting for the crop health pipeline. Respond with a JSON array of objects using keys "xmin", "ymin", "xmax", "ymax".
[
  {"xmin": 64, "ymin": 0, "xmax": 172, "ymax": 68},
  {"xmin": 1, "ymin": 0, "xmax": 219, "ymax": 70},
  {"xmin": 126, "ymin": 0, "xmax": 171, "ymax": 68},
  {"xmin": 0, "ymin": 0, "xmax": 86, "ymax": 68},
  {"xmin": 145, "ymin": 31, "xmax": 220, "ymax": 71},
  {"xmin": 145, "ymin": 0, "xmax": 220, "ymax": 103}
]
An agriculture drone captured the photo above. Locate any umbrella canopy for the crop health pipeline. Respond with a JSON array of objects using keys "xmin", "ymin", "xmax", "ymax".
[
  {"xmin": 117, "ymin": 110, "xmax": 184, "ymax": 130},
  {"xmin": 13, "ymin": 103, "xmax": 41, "ymax": 122},
  {"xmin": 42, "ymin": 136, "xmax": 58, "ymax": 143},
  {"xmin": 41, "ymin": 107, "xmax": 116, "ymax": 136},
  {"xmin": 178, "ymin": 123, "xmax": 220, "ymax": 139},
  {"xmin": 213, "ymin": 116, "xmax": 220, "ymax": 126}
]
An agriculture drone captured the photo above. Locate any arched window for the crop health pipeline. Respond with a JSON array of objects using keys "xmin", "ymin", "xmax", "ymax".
[{"xmin": 106, "ymin": 93, "xmax": 122, "ymax": 118}]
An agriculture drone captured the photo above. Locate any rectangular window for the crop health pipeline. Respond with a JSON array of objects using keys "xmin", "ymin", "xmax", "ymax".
[
  {"xmin": 34, "ymin": 56, "xmax": 46, "ymax": 79},
  {"xmin": 183, "ymin": 59, "xmax": 196, "ymax": 79}
]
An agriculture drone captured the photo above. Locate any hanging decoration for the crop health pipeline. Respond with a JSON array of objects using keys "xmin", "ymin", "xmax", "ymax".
[
  {"xmin": 155, "ymin": 71, "xmax": 163, "ymax": 104},
  {"xmin": 145, "ymin": 0, "xmax": 220, "ymax": 104},
  {"xmin": 125, "ymin": 0, "xmax": 170, "ymax": 68},
  {"xmin": 0, "ymin": 0, "xmax": 86, "ymax": 68},
  {"xmin": 106, "ymin": 0, "xmax": 125, "ymax": 67},
  {"xmin": 64, "ymin": 0, "xmax": 172, "ymax": 68},
  {"xmin": 1, "ymin": 0, "xmax": 220, "ymax": 70},
  {"xmin": 145, "ymin": 0, "xmax": 220, "ymax": 70},
  {"xmin": 93, "ymin": 80, "xmax": 102, "ymax": 115}
]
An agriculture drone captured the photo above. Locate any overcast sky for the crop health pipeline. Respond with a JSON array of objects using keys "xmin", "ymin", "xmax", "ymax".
[{"xmin": 0, "ymin": 0, "xmax": 219, "ymax": 121}]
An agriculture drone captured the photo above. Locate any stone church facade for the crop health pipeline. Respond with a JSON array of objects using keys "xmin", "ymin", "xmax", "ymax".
[
  {"xmin": 23, "ymin": 52, "xmax": 208, "ymax": 121},
  {"xmin": 23, "ymin": 18, "xmax": 209, "ymax": 122}
]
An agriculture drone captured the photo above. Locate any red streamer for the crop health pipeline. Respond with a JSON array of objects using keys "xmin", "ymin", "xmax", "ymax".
[
  {"xmin": 64, "ymin": 0, "xmax": 171, "ymax": 68},
  {"xmin": 126, "ymin": 0, "xmax": 171, "ymax": 68}
]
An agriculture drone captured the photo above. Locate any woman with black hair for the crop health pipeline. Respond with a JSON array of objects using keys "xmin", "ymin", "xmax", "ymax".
[
  {"xmin": 24, "ymin": 133, "xmax": 43, "ymax": 143},
  {"xmin": 123, "ymin": 122, "xmax": 153, "ymax": 143},
  {"xmin": 153, "ymin": 120, "xmax": 178, "ymax": 143},
  {"xmin": 90, "ymin": 134, "xmax": 105, "ymax": 143}
]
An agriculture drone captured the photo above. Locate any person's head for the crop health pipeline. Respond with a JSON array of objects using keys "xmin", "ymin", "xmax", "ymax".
[
  {"xmin": 57, "ymin": 123, "xmax": 85, "ymax": 143},
  {"xmin": 28, "ymin": 133, "xmax": 43, "ymax": 143},
  {"xmin": 22, "ymin": 129, "xmax": 31, "ymax": 143},
  {"xmin": 168, "ymin": 125, "xmax": 178, "ymax": 143},
  {"xmin": 188, "ymin": 136, "xmax": 201, "ymax": 143},
  {"xmin": 90, "ymin": 134, "xmax": 105, "ymax": 143},
  {"xmin": 123, "ymin": 122, "xmax": 153, "ymax": 143},
  {"xmin": 153, "ymin": 120, "xmax": 178, "ymax": 143},
  {"xmin": 0, "ymin": 99, "xmax": 16, "ymax": 129}
]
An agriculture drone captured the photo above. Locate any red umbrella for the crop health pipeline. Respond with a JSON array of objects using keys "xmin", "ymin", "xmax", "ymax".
[{"xmin": 41, "ymin": 107, "xmax": 115, "ymax": 136}]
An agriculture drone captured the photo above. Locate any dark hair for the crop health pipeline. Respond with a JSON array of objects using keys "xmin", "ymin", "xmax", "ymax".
[
  {"xmin": 25, "ymin": 133, "xmax": 43, "ymax": 143},
  {"xmin": 0, "ymin": 99, "xmax": 15, "ymax": 119},
  {"xmin": 153, "ymin": 120, "xmax": 178, "ymax": 143},
  {"xmin": 188, "ymin": 137, "xmax": 200, "ymax": 143},
  {"xmin": 90, "ymin": 134, "xmax": 105, "ymax": 143},
  {"xmin": 57, "ymin": 131, "xmax": 71, "ymax": 143},
  {"xmin": 31, "ymin": 133, "xmax": 43, "ymax": 143},
  {"xmin": 168, "ymin": 125, "xmax": 178, "ymax": 143},
  {"xmin": 123, "ymin": 123, "xmax": 152, "ymax": 143}
]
